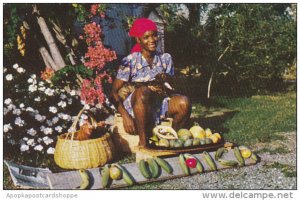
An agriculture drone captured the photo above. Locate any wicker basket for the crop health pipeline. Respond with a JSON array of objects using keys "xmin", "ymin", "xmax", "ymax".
[{"xmin": 54, "ymin": 109, "xmax": 115, "ymax": 169}]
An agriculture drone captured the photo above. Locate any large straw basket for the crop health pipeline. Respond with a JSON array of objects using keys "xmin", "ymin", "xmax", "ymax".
[{"xmin": 54, "ymin": 109, "xmax": 115, "ymax": 169}]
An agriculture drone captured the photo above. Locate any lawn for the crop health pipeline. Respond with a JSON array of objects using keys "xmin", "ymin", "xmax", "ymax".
[
  {"xmin": 4, "ymin": 91, "xmax": 296, "ymax": 189},
  {"xmin": 206, "ymin": 91, "xmax": 296, "ymax": 146}
]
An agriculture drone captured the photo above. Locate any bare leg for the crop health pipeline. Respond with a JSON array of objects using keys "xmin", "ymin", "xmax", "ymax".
[
  {"xmin": 167, "ymin": 95, "xmax": 191, "ymax": 131},
  {"xmin": 131, "ymin": 86, "xmax": 153, "ymax": 147}
]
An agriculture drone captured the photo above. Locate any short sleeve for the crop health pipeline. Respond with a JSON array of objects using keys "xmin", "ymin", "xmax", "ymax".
[
  {"xmin": 116, "ymin": 56, "xmax": 131, "ymax": 81},
  {"xmin": 163, "ymin": 53, "xmax": 174, "ymax": 76}
]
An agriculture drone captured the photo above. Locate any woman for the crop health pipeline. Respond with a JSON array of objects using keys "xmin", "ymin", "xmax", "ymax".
[{"xmin": 111, "ymin": 18, "xmax": 191, "ymax": 147}]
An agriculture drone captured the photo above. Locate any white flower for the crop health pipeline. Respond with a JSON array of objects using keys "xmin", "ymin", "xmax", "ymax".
[
  {"xmin": 40, "ymin": 126, "xmax": 46, "ymax": 132},
  {"xmin": 70, "ymin": 90, "xmax": 76, "ymax": 96},
  {"xmin": 58, "ymin": 101, "xmax": 67, "ymax": 108},
  {"xmin": 27, "ymin": 139, "xmax": 35, "ymax": 146},
  {"xmin": 27, "ymin": 78, "xmax": 34, "ymax": 83},
  {"xmin": 52, "ymin": 117, "xmax": 59, "ymax": 124},
  {"xmin": 22, "ymin": 137, "xmax": 29, "ymax": 141},
  {"xmin": 43, "ymin": 136, "xmax": 54, "ymax": 145},
  {"xmin": 15, "ymin": 117, "xmax": 25, "ymax": 127},
  {"xmin": 30, "ymin": 74, "xmax": 36, "ymax": 79},
  {"xmin": 17, "ymin": 67, "xmax": 26, "ymax": 73},
  {"xmin": 27, "ymin": 128, "xmax": 37, "ymax": 136},
  {"xmin": 55, "ymin": 126, "xmax": 63, "ymax": 133},
  {"xmin": 67, "ymin": 98, "xmax": 73, "ymax": 105},
  {"xmin": 8, "ymin": 139, "xmax": 16, "ymax": 145},
  {"xmin": 80, "ymin": 114, "xmax": 88, "ymax": 120},
  {"xmin": 4, "ymin": 98, "xmax": 12, "ymax": 105},
  {"xmin": 4, "ymin": 124, "xmax": 12, "ymax": 133},
  {"xmin": 45, "ymin": 88, "xmax": 55, "ymax": 96},
  {"xmin": 13, "ymin": 63, "xmax": 19, "ymax": 69},
  {"xmin": 35, "ymin": 114, "xmax": 45, "ymax": 122},
  {"xmin": 29, "ymin": 84, "xmax": 38, "ymax": 92},
  {"xmin": 26, "ymin": 107, "xmax": 34, "ymax": 112},
  {"xmin": 12, "ymin": 108, "xmax": 21, "ymax": 115},
  {"xmin": 6, "ymin": 74, "xmax": 13, "ymax": 81},
  {"xmin": 46, "ymin": 120, "xmax": 53, "ymax": 126},
  {"xmin": 19, "ymin": 103, "xmax": 25, "ymax": 108},
  {"xmin": 38, "ymin": 86, "xmax": 46, "ymax": 92},
  {"xmin": 83, "ymin": 104, "xmax": 90, "ymax": 110},
  {"xmin": 60, "ymin": 94, "xmax": 67, "ymax": 99},
  {"xmin": 20, "ymin": 144, "xmax": 29, "ymax": 152},
  {"xmin": 47, "ymin": 147, "xmax": 55, "ymax": 154},
  {"xmin": 34, "ymin": 144, "xmax": 43, "ymax": 151},
  {"xmin": 49, "ymin": 106, "xmax": 58, "ymax": 114},
  {"xmin": 7, "ymin": 104, "xmax": 16, "ymax": 111},
  {"xmin": 34, "ymin": 96, "xmax": 41, "ymax": 102},
  {"xmin": 38, "ymin": 81, "xmax": 45, "ymax": 86},
  {"xmin": 4, "ymin": 108, "xmax": 10, "ymax": 115},
  {"xmin": 43, "ymin": 127, "xmax": 53, "ymax": 135},
  {"xmin": 62, "ymin": 114, "xmax": 71, "ymax": 121}
]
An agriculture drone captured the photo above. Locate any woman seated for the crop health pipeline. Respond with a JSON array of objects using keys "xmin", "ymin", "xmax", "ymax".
[{"xmin": 111, "ymin": 18, "xmax": 191, "ymax": 147}]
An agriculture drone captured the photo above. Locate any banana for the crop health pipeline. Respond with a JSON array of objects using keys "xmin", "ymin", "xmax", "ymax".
[
  {"xmin": 116, "ymin": 164, "xmax": 134, "ymax": 186},
  {"xmin": 218, "ymin": 158, "xmax": 238, "ymax": 167},
  {"xmin": 184, "ymin": 153, "xmax": 203, "ymax": 173},
  {"xmin": 203, "ymin": 151, "xmax": 217, "ymax": 171},
  {"xmin": 101, "ymin": 165, "xmax": 110, "ymax": 188},
  {"xmin": 250, "ymin": 152, "xmax": 258, "ymax": 162},
  {"xmin": 147, "ymin": 158, "xmax": 160, "ymax": 178},
  {"xmin": 154, "ymin": 157, "xmax": 173, "ymax": 174},
  {"xmin": 139, "ymin": 159, "xmax": 152, "ymax": 179},
  {"xmin": 233, "ymin": 147, "xmax": 245, "ymax": 166},
  {"xmin": 78, "ymin": 169, "xmax": 89, "ymax": 189},
  {"xmin": 179, "ymin": 154, "xmax": 190, "ymax": 175},
  {"xmin": 215, "ymin": 147, "xmax": 228, "ymax": 161}
]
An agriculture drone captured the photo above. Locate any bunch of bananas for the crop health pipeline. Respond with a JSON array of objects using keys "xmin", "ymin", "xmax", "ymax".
[{"xmin": 17, "ymin": 26, "xmax": 26, "ymax": 56}]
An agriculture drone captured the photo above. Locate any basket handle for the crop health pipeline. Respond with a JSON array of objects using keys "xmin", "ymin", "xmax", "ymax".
[{"xmin": 65, "ymin": 108, "xmax": 85, "ymax": 141}]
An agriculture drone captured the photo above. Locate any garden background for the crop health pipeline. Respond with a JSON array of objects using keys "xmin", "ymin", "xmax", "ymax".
[{"xmin": 3, "ymin": 3, "xmax": 296, "ymax": 189}]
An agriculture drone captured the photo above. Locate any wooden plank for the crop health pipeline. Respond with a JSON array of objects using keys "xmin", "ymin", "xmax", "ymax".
[{"xmin": 47, "ymin": 149, "xmax": 256, "ymax": 189}]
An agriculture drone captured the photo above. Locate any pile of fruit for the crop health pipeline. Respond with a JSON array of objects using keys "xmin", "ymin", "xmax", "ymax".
[
  {"xmin": 138, "ymin": 157, "xmax": 173, "ymax": 179},
  {"xmin": 76, "ymin": 163, "xmax": 134, "ymax": 189},
  {"xmin": 178, "ymin": 145, "xmax": 258, "ymax": 175},
  {"xmin": 150, "ymin": 123, "xmax": 222, "ymax": 148},
  {"xmin": 75, "ymin": 145, "xmax": 257, "ymax": 189}
]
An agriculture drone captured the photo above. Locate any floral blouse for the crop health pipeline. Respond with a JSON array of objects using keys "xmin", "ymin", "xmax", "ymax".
[{"xmin": 116, "ymin": 52, "xmax": 174, "ymax": 82}]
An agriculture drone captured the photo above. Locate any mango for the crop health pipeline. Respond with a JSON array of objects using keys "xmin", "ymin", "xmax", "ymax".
[
  {"xmin": 205, "ymin": 128, "xmax": 213, "ymax": 137},
  {"xmin": 189, "ymin": 123, "xmax": 204, "ymax": 139}
]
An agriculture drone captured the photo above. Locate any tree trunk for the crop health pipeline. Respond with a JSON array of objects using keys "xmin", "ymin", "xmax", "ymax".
[
  {"xmin": 39, "ymin": 46, "xmax": 58, "ymax": 70},
  {"xmin": 33, "ymin": 4, "xmax": 66, "ymax": 71}
]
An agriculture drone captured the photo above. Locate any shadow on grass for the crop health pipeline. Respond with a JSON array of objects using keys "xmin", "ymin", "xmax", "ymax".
[{"xmin": 189, "ymin": 110, "xmax": 239, "ymax": 135}]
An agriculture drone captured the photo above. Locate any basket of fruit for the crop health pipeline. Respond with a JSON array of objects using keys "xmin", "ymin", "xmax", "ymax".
[
  {"xmin": 54, "ymin": 108, "xmax": 116, "ymax": 169},
  {"xmin": 148, "ymin": 123, "xmax": 225, "ymax": 153}
]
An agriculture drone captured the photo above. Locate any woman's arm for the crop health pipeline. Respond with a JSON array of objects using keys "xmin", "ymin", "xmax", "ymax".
[{"xmin": 110, "ymin": 79, "xmax": 135, "ymax": 134}]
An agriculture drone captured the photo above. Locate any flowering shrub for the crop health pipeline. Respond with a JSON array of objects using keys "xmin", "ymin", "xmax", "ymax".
[
  {"xmin": 4, "ymin": 4, "xmax": 117, "ymax": 167},
  {"xmin": 3, "ymin": 63, "xmax": 110, "ymax": 166}
]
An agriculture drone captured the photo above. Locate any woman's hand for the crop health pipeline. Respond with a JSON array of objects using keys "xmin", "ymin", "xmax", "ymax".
[{"xmin": 122, "ymin": 113, "xmax": 136, "ymax": 134}]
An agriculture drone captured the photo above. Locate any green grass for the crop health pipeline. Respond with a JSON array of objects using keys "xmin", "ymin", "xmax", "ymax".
[
  {"xmin": 266, "ymin": 162, "xmax": 296, "ymax": 177},
  {"xmin": 193, "ymin": 91, "xmax": 296, "ymax": 146}
]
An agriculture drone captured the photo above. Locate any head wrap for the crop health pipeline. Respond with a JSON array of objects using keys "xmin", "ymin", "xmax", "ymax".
[{"xmin": 129, "ymin": 18, "xmax": 157, "ymax": 53}]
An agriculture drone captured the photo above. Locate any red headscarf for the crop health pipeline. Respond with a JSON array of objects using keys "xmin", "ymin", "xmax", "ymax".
[{"xmin": 129, "ymin": 18, "xmax": 157, "ymax": 53}]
